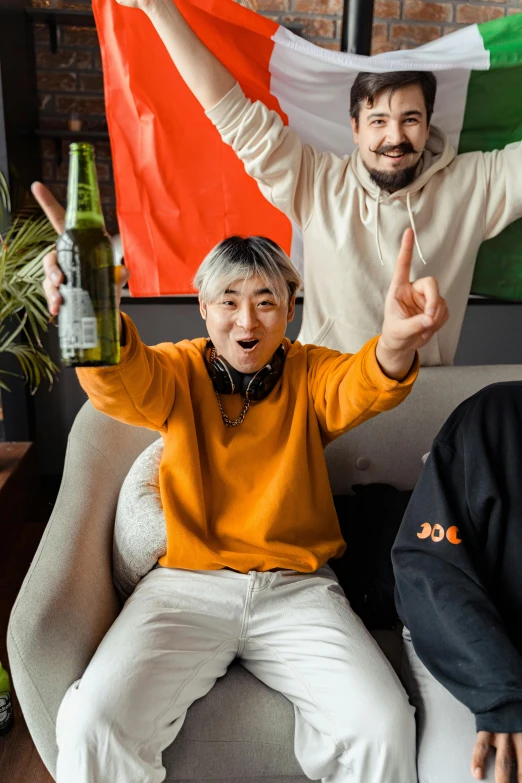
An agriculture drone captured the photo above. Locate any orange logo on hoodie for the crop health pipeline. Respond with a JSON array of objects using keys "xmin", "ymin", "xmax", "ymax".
[{"xmin": 416, "ymin": 523, "xmax": 462, "ymax": 545}]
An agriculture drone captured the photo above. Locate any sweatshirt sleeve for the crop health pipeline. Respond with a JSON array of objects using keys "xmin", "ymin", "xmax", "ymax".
[
  {"xmin": 75, "ymin": 313, "xmax": 177, "ymax": 432},
  {"xmin": 308, "ymin": 336, "xmax": 419, "ymax": 444},
  {"xmin": 482, "ymin": 140, "xmax": 522, "ymax": 239},
  {"xmin": 205, "ymin": 82, "xmax": 329, "ymax": 230},
  {"xmin": 392, "ymin": 432, "xmax": 522, "ymax": 734}
]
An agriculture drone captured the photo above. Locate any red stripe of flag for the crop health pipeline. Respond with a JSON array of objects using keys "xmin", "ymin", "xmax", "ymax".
[{"xmin": 93, "ymin": 0, "xmax": 292, "ymax": 295}]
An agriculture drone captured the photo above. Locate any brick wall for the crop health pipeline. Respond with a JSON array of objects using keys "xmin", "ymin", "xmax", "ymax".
[
  {"xmin": 30, "ymin": 0, "xmax": 522, "ymax": 233},
  {"xmin": 31, "ymin": 0, "xmax": 117, "ymax": 232},
  {"xmin": 260, "ymin": 0, "xmax": 522, "ymax": 51}
]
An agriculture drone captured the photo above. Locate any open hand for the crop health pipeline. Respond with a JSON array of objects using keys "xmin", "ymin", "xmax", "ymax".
[
  {"xmin": 31, "ymin": 182, "xmax": 129, "ymax": 316},
  {"xmin": 472, "ymin": 731, "xmax": 522, "ymax": 783}
]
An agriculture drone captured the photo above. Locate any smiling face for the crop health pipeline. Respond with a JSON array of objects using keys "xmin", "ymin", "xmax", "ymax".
[
  {"xmin": 200, "ymin": 275, "xmax": 295, "ymax": 373},
  {"xmin": 351, "ymin": 83, "xmax": 431, "ymax": 192}
]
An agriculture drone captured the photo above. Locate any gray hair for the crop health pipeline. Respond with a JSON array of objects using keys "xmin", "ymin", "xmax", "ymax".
[{"xmin": 194, "ymin": 236, "xmax": 302, "ymax": 305}]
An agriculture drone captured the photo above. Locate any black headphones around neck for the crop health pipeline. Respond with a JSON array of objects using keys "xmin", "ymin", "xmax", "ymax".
[{"xmin": 204, "ymin": 340, "xmax": 286, "ymax": 402}]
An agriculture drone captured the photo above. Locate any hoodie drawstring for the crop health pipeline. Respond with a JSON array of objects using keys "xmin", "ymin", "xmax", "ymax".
[
  {"xmin": 375, "ymin": 190, "xmax": 427, "ymax": 267},
  {"xmin": 406, "ymin": 191, "xmax": 427, "ymax": 266},
  {"xmin": 375, "ymin": 188, "xmax": 384, "ymax": 266}
]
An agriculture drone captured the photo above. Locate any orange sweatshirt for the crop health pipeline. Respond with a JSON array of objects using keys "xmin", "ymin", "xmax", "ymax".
[{"xmin": 77, "ymin": 313, "xmax": 419, "ymax": 573}]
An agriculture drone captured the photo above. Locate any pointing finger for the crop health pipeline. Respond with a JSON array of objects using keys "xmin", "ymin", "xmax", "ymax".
[
  {"xmin": 31, "ymin": 181, "xmax": 65, "ymax": 235},
  {"xmin": 390, "ymin": 228, "xmax": 415, "ymax": 289}
]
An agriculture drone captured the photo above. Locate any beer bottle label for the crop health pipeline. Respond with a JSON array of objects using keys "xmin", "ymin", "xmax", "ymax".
[
  {"xmin": 59, "ymin": 284, "xmax": 99, "ymax": 357},
  {"xmin": 0, "ymin": 690, "xmax": 12, "ymax": 731}
]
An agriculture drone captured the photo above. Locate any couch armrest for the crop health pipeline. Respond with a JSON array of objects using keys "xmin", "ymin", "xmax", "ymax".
[{"xmin": 7, "ymin": 401, "xmax": 158, "ymax": 777}]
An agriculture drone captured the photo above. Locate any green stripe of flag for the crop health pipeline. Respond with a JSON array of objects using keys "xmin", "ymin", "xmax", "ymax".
[
  {"xmin": 479, "ymin": 13, "xmax": 522, "ymax": 69},
  {"xmin": 459, "ymin": 14, "xmax": 522, "ymax": 300}
]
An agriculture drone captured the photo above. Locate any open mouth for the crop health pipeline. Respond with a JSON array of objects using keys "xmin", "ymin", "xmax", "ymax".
[
  {"xmin": 382, "ymin": 152, "xmax": 407, "ymax": 159},
  {"xmin": 237, "ymin": 339, "xmax": 259, "ymax": 351}
]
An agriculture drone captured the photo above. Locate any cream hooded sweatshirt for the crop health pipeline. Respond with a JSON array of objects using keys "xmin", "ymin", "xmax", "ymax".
[{"xmin": 206, "ymin": 83, "xmax": 522, "ymax": 366}]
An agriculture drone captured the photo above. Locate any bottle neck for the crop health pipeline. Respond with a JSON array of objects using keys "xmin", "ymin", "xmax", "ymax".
[{"xmin": 64, "ymin": 144, "xmax": 105, "ymax": 231}]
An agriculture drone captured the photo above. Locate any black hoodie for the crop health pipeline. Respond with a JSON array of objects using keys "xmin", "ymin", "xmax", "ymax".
[{"xmin": 392, "ymin": 381, "xmax": 522, "ymax": 733}]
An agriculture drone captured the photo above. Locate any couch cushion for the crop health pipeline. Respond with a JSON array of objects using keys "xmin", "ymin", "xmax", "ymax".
[
  {"xmin": 164, "ymin": 662, "xmax": 305, "ymax": 780},
  {"xmin": 113, "ymin": 438, "xmax": 166, "ymax": 600},
  {"xmin": 163, "ymin": 634, "xmax": 402, "ymax": 781}
]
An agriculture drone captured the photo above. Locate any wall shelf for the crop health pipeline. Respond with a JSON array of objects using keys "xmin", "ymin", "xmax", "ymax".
[
  {"xmin": 26, "ymin": 7, "xmax": 96, "ymax": 54},
  {"xmin": 26, "ymin": 7, "xmax": 95, "ymax": 25}
]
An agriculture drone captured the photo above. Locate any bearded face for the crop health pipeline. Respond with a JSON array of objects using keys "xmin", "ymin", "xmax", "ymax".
[{"xmin": 351, "ymin": 83, "xmax": 430, "ymax": 193}]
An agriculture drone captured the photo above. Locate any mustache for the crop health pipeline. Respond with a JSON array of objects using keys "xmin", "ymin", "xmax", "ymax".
[{"xmin": 369, "ymin": 142, "xmax": 423, "ymax": 156}]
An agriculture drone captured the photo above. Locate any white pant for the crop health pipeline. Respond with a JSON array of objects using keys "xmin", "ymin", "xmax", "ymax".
[
  {"xmin": 402, "ymin": 629, "xmax": 500, "ymax": 783},
  {"xmin": 56, "ymin": 566, "xmax": 416, "ymax": 783}
]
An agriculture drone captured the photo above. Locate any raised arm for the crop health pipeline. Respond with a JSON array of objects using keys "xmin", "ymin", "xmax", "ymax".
[
  {"xmin": 118, "ymin": 0, "xmax": 235, "ymax": 110},
  {"xmin": 117, "ymin": 0, "xmax": 320, "ymax": 228},
  {"xmin": 482, "ymin": 140, "xmax": 522, "ymax": 239},
  {"xmin": 310, "ymin": 230, "xmax": 448, "ymax": 440}
]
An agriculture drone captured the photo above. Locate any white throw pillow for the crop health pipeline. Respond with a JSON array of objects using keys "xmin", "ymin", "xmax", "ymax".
[{"xmin": 113, "ymin": 438, "xmax": 167, "ymax": 601}]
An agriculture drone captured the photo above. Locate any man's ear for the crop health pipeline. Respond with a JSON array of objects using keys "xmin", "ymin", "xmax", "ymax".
[
  {"xmin": 351, "ymin": 116, "xmax": 359, "ymax": 145},
  {"xmin": 199, "ymin": 298, "xmax": 207, "ymax": 320},
  {"xmin": 287, "ymin": 295, "xmax": 296, "ymax": 324}
]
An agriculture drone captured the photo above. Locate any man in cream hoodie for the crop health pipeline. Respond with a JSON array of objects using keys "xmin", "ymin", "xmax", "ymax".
[{"xmin": 117, "ymin": 0, "xmax": 522, "ymax": 366}]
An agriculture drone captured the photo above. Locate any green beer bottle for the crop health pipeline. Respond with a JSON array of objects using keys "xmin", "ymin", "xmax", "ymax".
[
  {"xmin": 0, "ymin": 660, "xmax": 13, "ymax": 736},
  {"xmin": 56, "ymin": 143, "xmax": 120, "ymax": 366}
]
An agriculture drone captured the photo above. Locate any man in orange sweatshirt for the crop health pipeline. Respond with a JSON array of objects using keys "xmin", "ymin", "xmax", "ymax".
[{"xmin": 40, "ymin": 181, "xmax": 447, "ymax": 782}]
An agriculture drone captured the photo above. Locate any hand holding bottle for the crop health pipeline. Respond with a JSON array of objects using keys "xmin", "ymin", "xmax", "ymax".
[{"xmin": 35, "ymin": 182, "xmax": 129, "ymax": 317}]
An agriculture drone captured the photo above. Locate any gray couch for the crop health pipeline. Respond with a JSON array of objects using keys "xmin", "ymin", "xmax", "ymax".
[{"xmin": 8, "ymin": 364, "xmax": 522, "ymax": 782}]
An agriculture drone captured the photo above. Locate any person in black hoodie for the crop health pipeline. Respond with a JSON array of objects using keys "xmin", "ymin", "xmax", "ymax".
[{"xmin": 392, "ymin": 381, "xmax": 522, "ymax": 783}]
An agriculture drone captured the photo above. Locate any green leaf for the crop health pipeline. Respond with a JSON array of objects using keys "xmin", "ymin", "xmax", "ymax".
[
  {"xmin": 0, "ymin": 182, "xmax": 58, "ymax": 393},
  {"xmin": 0, "ymin": 171, "xmax": 11, "ymax": 235}
]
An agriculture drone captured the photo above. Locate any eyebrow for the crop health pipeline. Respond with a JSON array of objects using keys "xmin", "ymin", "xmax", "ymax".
[
  {"xmin": 224, "ymin": 287, "xmax": 275, "ymax": 296},
  {"xmin": 367, "ymin": 110, "xmax": 423, "ymax": 121}
]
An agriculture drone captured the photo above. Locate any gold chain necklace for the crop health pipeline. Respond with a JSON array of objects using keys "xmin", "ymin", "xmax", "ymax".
[
  {"xmin": 210, "ymin": 347, "xmax": 251, "ymax": 427},
  {"xmin": 213, "ymin": 389, "xmax": 250, "ymax": 427}
]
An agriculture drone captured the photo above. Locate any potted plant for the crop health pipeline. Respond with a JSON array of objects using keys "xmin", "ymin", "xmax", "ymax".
[{"xmin": 0, "ymin": 171, "xmax": 58, "ymax": 393}]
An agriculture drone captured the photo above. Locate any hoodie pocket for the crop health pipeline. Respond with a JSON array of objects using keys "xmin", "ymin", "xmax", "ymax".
[
  {"xmin": 313, "ymin": 317, "xmax": 335, "ymax": 346},
  {"xmin": 315, "ymin": 316, "xmax": 444, "ymax": 366},
  {"xmin": 312, "ymin": 317, "xmax": 378, "ymax": 355}
]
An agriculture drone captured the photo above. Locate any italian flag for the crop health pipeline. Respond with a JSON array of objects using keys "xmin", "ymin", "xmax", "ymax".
[{"xmin": 93, "ymin": 0, "xmax": 522, "ymax": 298}]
